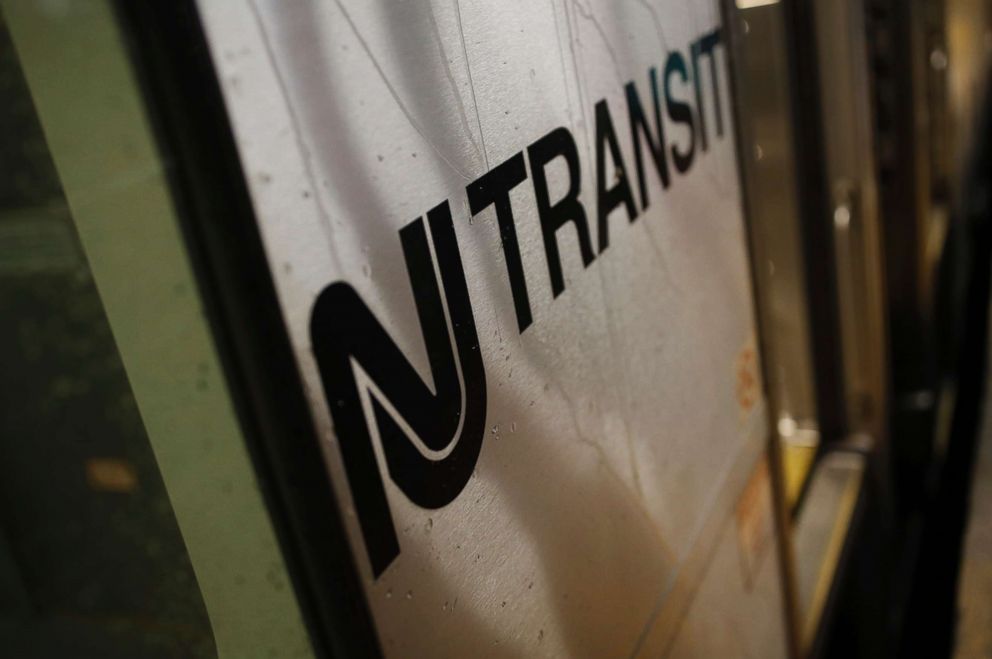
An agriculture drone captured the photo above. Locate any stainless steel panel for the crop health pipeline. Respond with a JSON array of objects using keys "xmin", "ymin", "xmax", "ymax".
[{"xmin": 198, "ymin": 1, "xmax": 781, "ymax": 655}]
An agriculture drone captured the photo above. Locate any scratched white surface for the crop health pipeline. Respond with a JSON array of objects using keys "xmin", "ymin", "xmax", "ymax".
[{"xmin": 196, "ymin": 1, "xmax": 775, "ymax": 656}]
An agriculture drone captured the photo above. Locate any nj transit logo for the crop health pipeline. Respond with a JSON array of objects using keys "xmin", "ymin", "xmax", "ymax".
[{"xmin": 310, "ymin": 28, "xmax": 727, "ymax": 578}]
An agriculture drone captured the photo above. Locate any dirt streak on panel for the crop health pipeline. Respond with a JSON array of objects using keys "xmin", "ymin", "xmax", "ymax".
[
  {"xmin": 451, "ymin": 0, "xmax": 490, "ymax": 170},
  {"xmin": 332, "ymin": 0, "xmax": 474, "ymax": 180},
  {"xmin": 247, "ymin": 0, "xmax": 342, "ymax": 264},
  {"xmin": 426, "ymin": 0, "xmax": 485, "ymax": 164}
]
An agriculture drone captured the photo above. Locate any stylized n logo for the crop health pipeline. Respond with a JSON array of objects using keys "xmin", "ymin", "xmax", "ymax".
[{"xmin": 310, "ymin": 201, "xmax": 487, "ymax": 578}]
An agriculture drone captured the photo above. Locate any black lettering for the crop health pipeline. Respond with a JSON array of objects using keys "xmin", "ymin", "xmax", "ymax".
[
  {"xmin": 467, "ymin": 153, "xmax": 533, "ymax": 333},
  {"xmin": 595, "ymin": 99, "xmax": 639, "ymax": 253},
  {"xmin": 626, "ymin": 72, "xmax": 671, "ymax": 211},
  {"xmin": 310, "ymin": 201, "xmax": 487, "ymax": 578},
  {"xmin": 527, "ymin": 127, "xmax": 596, "ymax": 297},
  {"xmin": 692, "ymin": 28, "xmax": 724, "ymax": 152},
  {"xmin": 664, "ymin": 50, "xmax": 696, "ymax": 174}
]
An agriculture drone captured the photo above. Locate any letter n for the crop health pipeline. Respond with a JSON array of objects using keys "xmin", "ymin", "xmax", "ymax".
[{"xmin": 310, "ymin": 201, "xmax": 487, "ymax": 577}]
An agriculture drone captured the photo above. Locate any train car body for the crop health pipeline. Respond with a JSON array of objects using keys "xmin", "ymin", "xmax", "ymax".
[{"xmin": 0, "ymin": 0, "xmax": 989, "ymax": 657}]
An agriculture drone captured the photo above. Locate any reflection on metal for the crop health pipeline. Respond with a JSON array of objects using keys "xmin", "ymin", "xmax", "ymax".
[
  {"xmin": 736, "ymin": 0, "xmax": 781, "ymax": 9},
  {"xmin": 946, "ymin": 0, "xmax": 992, "ymax": 164},
  {"xmin": 793, "ymin": 451, "xmax": 864, "ymax": 653},
  {"xmin": 723, "ymin": 3, "xmax": 813, "ymax": 655},
  {"xmin": 831, "ymin": 181, "xmax": 880, "ymax": 432},
  {"xmin": 778, "ymin": 415, "xmax": 798, "ymax": 438},
  {"xmin": 833, "ymin": 204, "xmax": 851, "ymax": 230},
  {"xmin": 955, "ymin": 368, "xmax": 992, "ymax": 659},
  {"xmin": 930, "ymin": 48, "xmax": 949, "ymax": 72},
  {"xmin": 781, "ymin": 430, "xmax": 820, "ymax": 508},
  {"xmin": 814, "ymin": 0, "xmax": 887, "ymax": 440},
  {"xmin": 730, "ymin": 0, "xmax": 821, "ymax": 508}
]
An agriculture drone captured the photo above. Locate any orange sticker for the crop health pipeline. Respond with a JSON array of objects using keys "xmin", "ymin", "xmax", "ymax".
[{"xmin": 735, "ymin": 341, "xmax": 760, "ymax": 416}]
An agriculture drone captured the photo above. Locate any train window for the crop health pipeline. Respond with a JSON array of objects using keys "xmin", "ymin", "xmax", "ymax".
[{"xmin": 0, "ymin": 3, "xmax": 314, "ymax": 657}]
